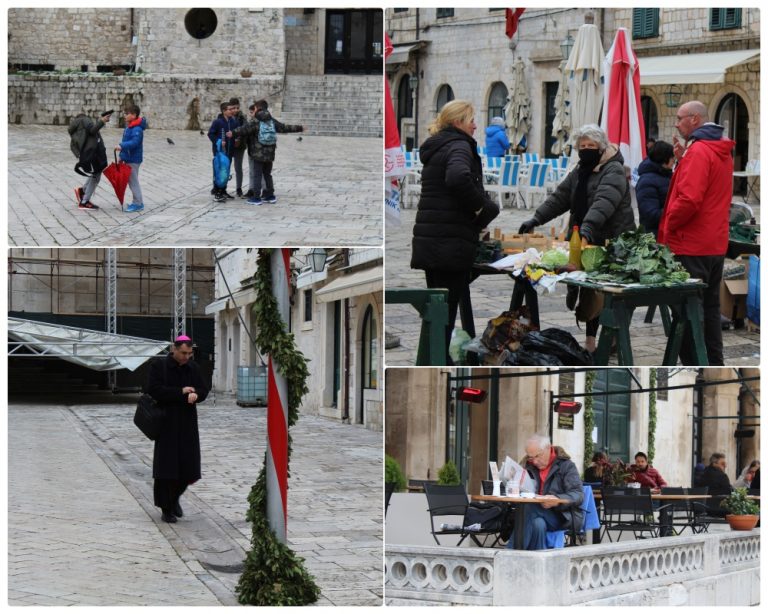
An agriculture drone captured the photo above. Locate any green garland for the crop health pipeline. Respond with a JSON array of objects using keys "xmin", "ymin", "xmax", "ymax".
[
  {"xmin": 583, "ymin": 371, "xmax": 595, "ymax": 473},
  {"xmin": 235, "ymin": 249, "xmax": 320, "ymax": 606},
  {"xmin": 648, "ymin": 369, "xmax": 657, "ymax": 464}
]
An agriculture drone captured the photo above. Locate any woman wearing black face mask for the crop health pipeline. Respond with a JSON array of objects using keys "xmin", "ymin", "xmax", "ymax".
[{"xmin": 518, "ymin": 124, "xmax": 635, "ymax": 352}]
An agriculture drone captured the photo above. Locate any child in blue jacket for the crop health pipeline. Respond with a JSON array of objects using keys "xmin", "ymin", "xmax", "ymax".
[{"xmin": 115, "ymin": 104, "xmax": 148, "ymax": 212}]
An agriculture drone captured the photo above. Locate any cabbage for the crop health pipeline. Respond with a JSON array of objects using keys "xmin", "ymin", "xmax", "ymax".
[
  {"xmin": 581, "ymin": 246, "xmax": 606, "ymax": 272},
  {"xmin": 539, "ymin": 249, "xmax": 569, "ymax": 269}
]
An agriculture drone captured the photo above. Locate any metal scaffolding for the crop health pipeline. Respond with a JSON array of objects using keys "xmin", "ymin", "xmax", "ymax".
[
  {"xmin": 105, "ymin": 248, "xmax": 117, "ymax": 389},
  {"xmin": 173, "ymin": 248, "xmax": 187, "ymax": 339}
]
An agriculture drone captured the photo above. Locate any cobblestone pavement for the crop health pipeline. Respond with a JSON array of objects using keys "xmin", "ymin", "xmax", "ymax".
[
  {"xmin": 385, "ymin": 202, "xmax": 760, "ymax": 367},
  {"xmin": 8, "ymin": 392, "xmax": 383, "ymax": 606},
  {"xmin": 8, "ymin": 125, "xmax": 382, "ymax": 246}
]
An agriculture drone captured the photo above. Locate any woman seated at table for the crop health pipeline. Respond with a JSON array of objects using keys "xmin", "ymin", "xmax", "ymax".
[{"xmin": 518, "ymin": 124, "xmax": 635, "ymax": 352}]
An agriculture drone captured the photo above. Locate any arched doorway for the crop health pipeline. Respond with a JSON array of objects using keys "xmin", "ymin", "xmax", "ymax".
[
  {"xmin": 717, "ymin": 93, "xmax": 749, "ymax": 196},
  {"xmin": 436, "ymin": 84, "xmax": 455, "ymax": 112},
  {"xmin": 487, "ymin": 82, "xmax": 508, "ymax": 125},
  {"xmin": 641, "ymin": 95, "xmax": 659, "ymax": 142},
  {"xmin": 397, "ymin": 74, "xmax": 413, "ymax": 143},
  {"xmin": 359, "ymin": 305, "xmax": 378, "ymax": 425}
]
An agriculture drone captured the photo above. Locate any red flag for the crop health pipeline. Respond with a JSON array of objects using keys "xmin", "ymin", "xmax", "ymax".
[
  {"xmin": 505, "ymin": 8, "xmax": 525, "ymax": 38},
  {"xmin": 384, "ymin": 34, "xmax": 406, "ymax": 178}
]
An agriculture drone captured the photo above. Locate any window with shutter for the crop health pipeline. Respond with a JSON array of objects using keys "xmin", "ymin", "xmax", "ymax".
[
  {"xmin": 436, "ymin": 9, "xmax": 455, "ymax": 19},
  {"xmin": 632, "ymin": 8, "xmax": 659, "ymax": 39},
  {"xmin": 710, "ymin": 8, "xmax": 742, "ymax": 30}
]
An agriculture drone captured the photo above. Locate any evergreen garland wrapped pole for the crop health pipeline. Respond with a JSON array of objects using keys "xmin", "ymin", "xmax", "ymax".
[
  {"xmin": 267, "ymin": 248, "xmax": 290, "ymax": 541},
  {"xmin": 235, "ymin": 249, "xmax": 320, "ymax": 606}
]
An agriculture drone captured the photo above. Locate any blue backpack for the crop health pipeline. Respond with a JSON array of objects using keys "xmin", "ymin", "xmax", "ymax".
[{"xmin": 258, "ymin": 119, "xmax": 277, "ymax": 145}]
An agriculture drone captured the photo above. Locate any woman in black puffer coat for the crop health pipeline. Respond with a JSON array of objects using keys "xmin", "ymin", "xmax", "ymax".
[{"xmin": 411, "ymin": 100, "xmax": 500, "ymax": 356}]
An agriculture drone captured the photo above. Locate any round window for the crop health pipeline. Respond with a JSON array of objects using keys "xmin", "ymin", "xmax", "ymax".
[{"xmin": 184, "ymin": 9, "xmax": 217, "ymax": 40}]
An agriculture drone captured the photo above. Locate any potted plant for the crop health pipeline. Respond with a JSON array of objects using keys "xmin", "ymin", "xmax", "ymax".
[
  {"xmin": 437, "ymin": 460, "xmax": 461, "ymax": 485},
  {"xmin": 600, "ymin": 458, "xmax": 632, "ymax": 486},
  {"xmin": 385, "ymin": 454, "xmax": 406, "ymax": 493},
  {"xmin": 240, "ymin": 69, "xmax": 253, "ymax": 78},
  {"xmin": 720, "ymin": 487, "xmax": 760, "ymax": 530}
]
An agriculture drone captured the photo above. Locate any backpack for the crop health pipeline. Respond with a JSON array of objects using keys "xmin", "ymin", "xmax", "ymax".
[
  {"xmin": 69, "ymin": 116, "xmax": 107, "ymax": 177},
  {"xmin": 258, "ymin": 119, "xmax": 277, "ymax": 145}
]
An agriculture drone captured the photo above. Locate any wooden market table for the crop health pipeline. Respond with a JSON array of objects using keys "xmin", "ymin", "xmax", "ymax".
[
  {"xmin": 471, "ymin": 494, "xmax": 570, "ymax": 550},
  {"xmin": 560, "ymin": 278, "xmax": 709, "ymax": 366}
]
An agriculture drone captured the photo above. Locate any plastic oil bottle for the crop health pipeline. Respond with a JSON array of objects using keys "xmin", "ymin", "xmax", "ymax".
[{"xmin": 569, "ymin": 225, "xmax": 582, "ymax": 269}]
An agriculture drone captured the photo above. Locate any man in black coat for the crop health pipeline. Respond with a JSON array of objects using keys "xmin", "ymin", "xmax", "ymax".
[
  {"xmin": 699, "ymin": 452, "xmax": 732, "ymax": 516},
  {"xmin": 147, "ymin": 336, "xmax": 209, "ymax": 523},
  {"xmin": 507, "ymin": 434, "xmax": 584, "ymax": 550}
]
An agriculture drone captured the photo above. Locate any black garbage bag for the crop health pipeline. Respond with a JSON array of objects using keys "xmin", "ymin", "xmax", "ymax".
[
  {"xmin": 500, "ymin": 349, "xmax": 563, "ymax": 366},
  {"xmin": 520, "ymin": 328, "xmax": 594, "ymax": 366}
]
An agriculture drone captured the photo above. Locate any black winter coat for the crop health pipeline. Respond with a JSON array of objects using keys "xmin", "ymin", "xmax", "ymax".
[
  {"xmin": 635, "ymin": 157, "xmax": 672, "ymax": 237},
  {"xmin": 531, "ymin": 145, "xmax": 634, "ymax": 246},
  {"xmin": 411, "ymin": 127, "xmax": 499, "ymax": 272},
  {"xmin": 232, "ymin": 110, "xmax": 303, "ymax": 162},
  {"xmin": 525, "ymin": 447, "xmax": 585, "ymax": 531},
  {"xmin": 147, "ymin": 355, "xmax": 209, "ymax": 482},
  {"xmin": 699, "ymin": 465, "xmax": 732, "ymax": 497}
]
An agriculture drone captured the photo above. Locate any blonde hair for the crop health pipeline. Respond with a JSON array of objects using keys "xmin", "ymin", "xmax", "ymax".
[{"xmin": 429, "ymin": 99, "xmax": 474, "ymax": 135}]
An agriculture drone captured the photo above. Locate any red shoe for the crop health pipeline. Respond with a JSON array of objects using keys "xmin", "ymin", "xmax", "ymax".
[{"xmin": 74, "ymin": 187, "xmax": 85, "ymax": 205}]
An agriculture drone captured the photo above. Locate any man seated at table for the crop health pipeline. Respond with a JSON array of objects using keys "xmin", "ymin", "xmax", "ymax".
[
  {"xmin": 699, "ymin": 452, "xmax": 732, "ymax": 516},
  {"xmin": 629, "ymin": 452, "xmax": 668, "ymax": 490},
  {"xmin": 507, "ymin": 434, "xmax": 584, "ymax": 550}
]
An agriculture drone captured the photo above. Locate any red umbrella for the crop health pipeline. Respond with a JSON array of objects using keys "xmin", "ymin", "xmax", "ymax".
[
  {"xmin": 102, "ymin": 151, "xmax": 132, "ymax": 209},
  {"xmin": 600, "ymin": 27, "xmax": 646, "ymax": 176}
]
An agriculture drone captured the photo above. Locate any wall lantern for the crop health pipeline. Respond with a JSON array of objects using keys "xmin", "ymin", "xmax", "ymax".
[
  {"xmin": 664, "ymin": 85, "xmax": 684, "ymax": 108},
  {"xmin": 309, "ymin": 248, "xmax": 327, "ymax": 273},
  {"xmin": 560, "ymin": 33, "xmax": 575, "ymax": 61}
]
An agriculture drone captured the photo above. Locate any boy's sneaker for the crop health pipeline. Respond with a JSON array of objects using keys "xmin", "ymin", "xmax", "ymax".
[
  {"xmin": 74, "ymin": 187, "xmax": 85, "ymax": 205},
  {"xmin": 213, "ymin": 191, "xmax": 227, "ymax": 202},
  {"xmin": 210, "ymin": 187, "xmax": 216, "ymax": 195},
  {"xmin": 236, "ymin": 188, "xmax": 244, "ymax": 198},
  {"xmin": 264, "ymin": 195, "xmax": 277, "ymax": 204},
  {"xmin": 247, "ymin": 197, "xmax": 263, "ymax": 206},
  {"xmin": 125, "ymin": 203, "xmax": 144, "ymax": 212},
  {"xmin": 78, "ymin": 201, "xmax": 99, "ymax": 210}
]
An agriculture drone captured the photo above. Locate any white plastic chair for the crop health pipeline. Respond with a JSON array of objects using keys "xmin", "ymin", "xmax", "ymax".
[
  {"xmin": 519, "ymin": 161, "xmax": 549, "ymax": 210},
  {"xmin": 485, "ymin": 158, "xmax": 521, "ymax": 209}
]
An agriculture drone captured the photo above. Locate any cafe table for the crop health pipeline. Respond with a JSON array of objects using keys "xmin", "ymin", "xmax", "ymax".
[
  {"xmin": 559, "ymin": 278, "xmax": 709, "ymax": 366},
  {"xmin": 472, "ymin": 493, "xmax": 571, "ymax": 550}
]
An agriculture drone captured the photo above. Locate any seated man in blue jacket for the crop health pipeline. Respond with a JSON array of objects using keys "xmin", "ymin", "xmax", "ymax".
[{"xmin": 507, "ymin": 434, "xmax": 584, "ymax": 550}]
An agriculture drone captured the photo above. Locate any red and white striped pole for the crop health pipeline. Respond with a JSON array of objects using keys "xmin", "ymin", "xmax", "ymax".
[{"xmin": 266, "ymin": 248, "xmax": 291, "ymax": 541}]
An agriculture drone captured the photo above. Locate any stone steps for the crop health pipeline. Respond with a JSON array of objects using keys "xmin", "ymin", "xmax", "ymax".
[{"xmin": 281, "ymin": 74, "xmax": 382, "ymax": 137}]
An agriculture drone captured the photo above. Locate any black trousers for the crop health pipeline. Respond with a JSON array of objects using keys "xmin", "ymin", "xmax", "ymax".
[
  {"xmin": 424, "ymin": 269, "xmax": 471, "ymax": 361},
  {"xmin": 675, "ymin": 255, "xmax": 725, "ymax": 366},
  {"xmin": 154, "ymin": 479, "xmax": 188, "ymax": 512}
]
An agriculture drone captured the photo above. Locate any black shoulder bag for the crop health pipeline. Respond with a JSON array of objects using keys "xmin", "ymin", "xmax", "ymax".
[{"xmin": 133, "ymin": 359, "xmax": 168, "ymax": 440}]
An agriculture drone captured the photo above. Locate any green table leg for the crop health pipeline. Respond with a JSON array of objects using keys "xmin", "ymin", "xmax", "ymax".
[
  {"xmin": 662, "ymin": 312, "xmax": 687, "ymax": 365},
  {"xmin": 415, "ymin": 294, "xmax": 449, "ymax": 366},
  {"xmin": 594, "ymin": 299, "xmax": 616, "ymax": 365},
  {"xmin": 684, "ymin": 295, "xmax": 709, "ymax": 366},
  {"xmin": 613, "ymin": 303, "xmax": 635, "ymax": 365}
]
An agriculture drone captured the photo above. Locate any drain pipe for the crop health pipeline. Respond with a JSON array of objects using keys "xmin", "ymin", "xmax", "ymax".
[{"xmin": 343, "ymin": 297, "xmax": 351, "ymax": 423}]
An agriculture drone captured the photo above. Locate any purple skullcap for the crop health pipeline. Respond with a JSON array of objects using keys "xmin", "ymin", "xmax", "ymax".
[{"xmin": 175, "ymin": 335, "xmax": 192, "ymax": 342}]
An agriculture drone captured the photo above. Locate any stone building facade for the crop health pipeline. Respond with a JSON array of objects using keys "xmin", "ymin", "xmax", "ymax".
[
  {"xmin": 8, "ymin": 8, "xmax": 383, "ymax": 135},
  {"xmin": 385, "ymin": 367, "xmax": 760, "ymax": 494},
  {"xmin": 386, "ymin": 8, "xmax": 760, "ymax": 168},
  {"xmin": 205, "ymin": 248, "xmax": 383, "ymax": 431}
]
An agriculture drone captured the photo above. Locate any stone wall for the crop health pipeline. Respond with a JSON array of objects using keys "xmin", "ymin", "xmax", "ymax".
[
  {"xmin": 284, "ymin": 9, "xmax": 323, "ymax": 75},
  {"xmin": 386, "ymin": 530, "xmax": 761, "ymax": 606},
  {"xmin": 135, "ymin": 8, "xmax": 285, "ymax": 77},
  {"xmin": 8, "ymin": 8, "xmax": 135, "ymax": 70},
  {"xmin": 7, "ymin": 74, "xmax": 283, "ymax": 130}
]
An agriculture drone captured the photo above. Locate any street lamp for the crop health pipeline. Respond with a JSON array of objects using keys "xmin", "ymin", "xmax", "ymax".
[
  {"xmin": 664, "ymin": 85, "xmax": 684, "ymax": 108},
  {"xmin": 309, "ymin": 248, "xmax": 327, "ymax": 273},
  {"xmin": 560, "ymin": 33, "xmax": 575, "ymax": 60},
  {"xmin": 190, "ymin": 289, "xmax": 200, "ymax": 312},
  {"xmin": 409, "ymin": 74, "xmax": 418, "ymax": 93}
]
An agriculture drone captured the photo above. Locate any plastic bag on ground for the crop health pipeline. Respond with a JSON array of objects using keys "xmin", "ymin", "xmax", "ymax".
[
  {"xmin": 520, "ymin": 328, "xmax": 594, "ymax": 365},
  {"xmin": 449, "ymin": 328, "xmax": 472, "ymax": 364}
]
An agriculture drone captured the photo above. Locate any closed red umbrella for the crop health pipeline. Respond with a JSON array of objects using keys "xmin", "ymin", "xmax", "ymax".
[
  {"xmin": 102, "ymin": 151, "xmax": 132, "ymax": 209},
  {"xmin": 384, "ymin": 34, "xmax": 406, "ymax": 224},
  {"xmin": 600, "ymin": 27, "xmax": 646, "ymax": 176}
]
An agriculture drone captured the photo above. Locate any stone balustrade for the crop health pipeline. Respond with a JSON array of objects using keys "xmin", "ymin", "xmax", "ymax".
[{"xmin": 386, "ymin": 529, "xmax": 760, "ymax": 606}]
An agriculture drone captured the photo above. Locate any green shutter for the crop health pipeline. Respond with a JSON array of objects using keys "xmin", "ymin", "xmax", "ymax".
[
  {"xmin": 633, "ymin": 8, "xmax": 659, "ymax": 39},
  {"xmin": 711, "ymin": 8, "xmax": 741, "ymax": 30}
]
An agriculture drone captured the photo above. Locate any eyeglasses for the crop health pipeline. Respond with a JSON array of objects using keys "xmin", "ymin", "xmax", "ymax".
[{"xmin": 675, "ymin": 113, "xmax": 695, "ymax": 122}]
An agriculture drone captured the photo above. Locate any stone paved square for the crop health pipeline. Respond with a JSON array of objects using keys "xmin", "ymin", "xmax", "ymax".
[
  {"xmin": 8, "ymin": 392, "xmax": 383, "ymax": 606},
  {"xmin": 8, "ymin": 125, "xmax": 382, "ymax": 247}
]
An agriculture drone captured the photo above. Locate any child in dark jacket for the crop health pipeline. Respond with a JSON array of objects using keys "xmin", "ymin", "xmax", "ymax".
[
  {"xmin": 636, "ymin": 140, "xmax": 674, "ymax": 238},
  {"xmin": 115, "ymin": 104, "xmax": 148, "ymax": 212},
  {"xmin": 229, "ymin": 97, "xmax": 248, "ymax": 197},
  {"xmin": 228, "ymin": 99, "xmax": 304, "ymax": 205},
  {"xmin": 208, "ymin": 101, "xmax": 238, "ymax": 202}
]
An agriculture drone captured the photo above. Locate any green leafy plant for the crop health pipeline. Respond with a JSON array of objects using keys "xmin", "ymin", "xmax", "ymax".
[
  {"xmin": 600, "ymin": 458, "xmax": 632, "ymax": 486},
  {"xmin": 720, "ymin": 487, "xmax": 760, "ymax": 516},
  {"xmin": 581, "ymin": 245, "xmax": 606, "ymax": 272},
  {"xmin": 437, "ymin": 460, "xmax": 461, "ymax": 485},
  {"xmin": 648, "ymin": 369, "xmax": 657, "ymax": 464},
  {"xmin": 583, "ymin": 371, "xmax": 595, "ymax": 473},
  {"xmin": 235, "ymin": 249, "xmax": 320, "ymax": 606},
  {"xmin": 588, "ymin": 229, "xmax": 690, "ymax": 285},
  {"xmin": 385, "ymin": 455, "xmax": 407, "ymax": 492}
]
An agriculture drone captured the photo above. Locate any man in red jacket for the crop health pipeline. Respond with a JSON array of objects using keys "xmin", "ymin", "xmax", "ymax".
[
  {"xmin": 657, "ymin": 100, "xmax": 735, "ymax": 366},
  {"xmin": 630, "ymin": 452, "xmax": 667, "ymax": 489}
]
